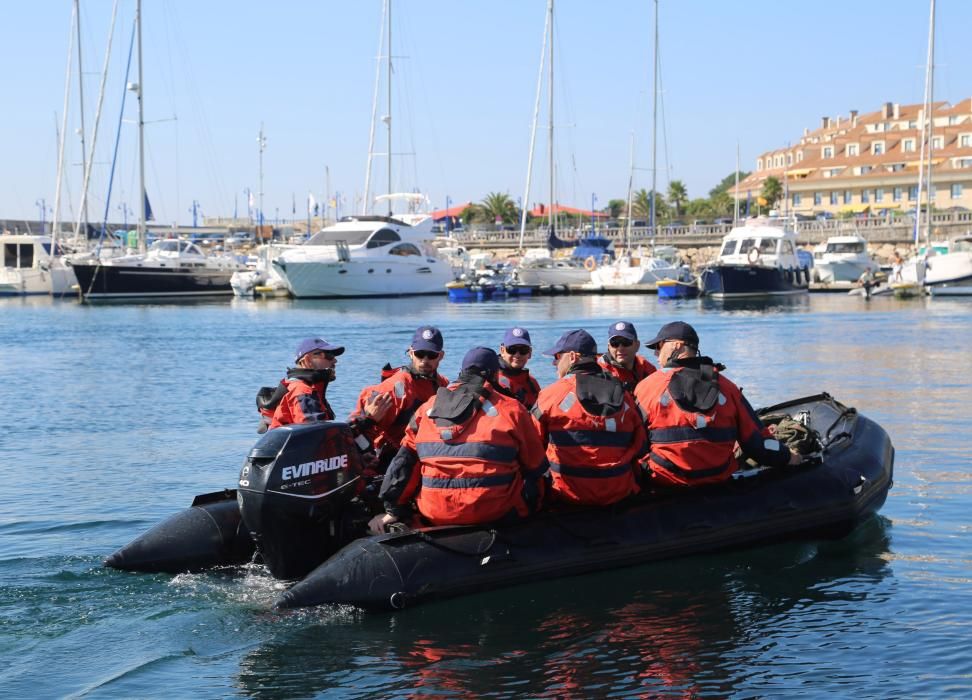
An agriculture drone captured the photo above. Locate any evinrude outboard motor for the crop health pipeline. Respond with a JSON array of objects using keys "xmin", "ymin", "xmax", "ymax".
[{"xmin": 238, "ymin": 421, "xmax": 363, "ymax": 580}]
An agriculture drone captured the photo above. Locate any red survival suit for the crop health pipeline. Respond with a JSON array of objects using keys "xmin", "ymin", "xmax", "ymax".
[
  {"xmin": 534, "ymin": 361, "xmax": 646, "ymax": 506},
  {"xmin": 379, "ymin": 375, "xmax": 547, "ymax": 526},
  {"xmin": 495, "ymin": 359, "xmax": 541, "ymax": 408},
  {"xmin": 348, "ymin": 365, "xmax": 449, "ymax": 469},
  {"xmin": 269, "ymin": 368, "xmax": 335, "ymax": 430},
  {"xmin": 597, "ymin": 353, "xmax": 656, "ymax": 393},
  {"xmin": 633, "ymin": 356, "xmax": 792, "ymax": 487}
]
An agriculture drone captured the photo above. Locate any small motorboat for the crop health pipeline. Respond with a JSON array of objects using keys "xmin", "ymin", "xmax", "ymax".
[{"xmin": 105, "ymin": 394, "xmax": 893, "ymax": 611}]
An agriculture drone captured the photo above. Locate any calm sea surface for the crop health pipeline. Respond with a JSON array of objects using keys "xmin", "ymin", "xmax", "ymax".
[{"xmin": 1, "ymin": 292, "xmax": 971, "ymax": 697}]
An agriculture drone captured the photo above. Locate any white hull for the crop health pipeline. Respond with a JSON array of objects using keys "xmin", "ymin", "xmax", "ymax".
[
  {"xmin": 0, "ymin": 265, "xmax": 76, "ymax": 296},
  {"xmin": 278, "ymin": 259, "xmax": 452, "ymax": 298},
  {"xmin": 814, "ymin": 260, "xmax": 872, "ymax": 284},
  {"xmin": 515, "ymin": 263, "xmax": 591, "ymax": 286},
  {"xmin": 590, "ymin": 260, "xmax": 679, "ymax": 287}
]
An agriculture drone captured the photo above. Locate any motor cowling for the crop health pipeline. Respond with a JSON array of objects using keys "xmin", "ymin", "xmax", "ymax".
[{"xmin": 238, "ymin": 421, "xmax": 362, "ymax": 580}]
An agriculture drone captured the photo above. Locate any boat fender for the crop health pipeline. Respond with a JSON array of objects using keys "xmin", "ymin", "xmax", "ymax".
[
  {"xmin": 584, "ymin": 255, "xmax": 597, "ymax": 271},
  {"xmin": 747, "ymin": 247, "xmax": 761, "ymax": 265},
  {"xmin": 575, "ymin": 373, "xmax": 625, "ymax": 415}
]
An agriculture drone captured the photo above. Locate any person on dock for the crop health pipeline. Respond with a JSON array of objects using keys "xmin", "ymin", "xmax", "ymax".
[
  {"xmin": 269, "ymin": 338, "xmax": 344, "ymax": 429},
  {"xmin": 534, "ymin": 329, "xmax": 645, "ymax": 506},
  {"xmin": 368, "ymin": 347, "xmax": 546, "ymax": 532},
  {"xmin": 597, "ymin": 321, "xmax": 656, "ymax": 393},
  {"xmin": 495, "ymin": 326, "xmax": 541, "ymax": 408},
  {"xmin": 349, "ymin": 326, "xmax": 449, "ymax": 472},
  {"xmin": 633, "ymin": 321, "xmax": 801, "ymax": 488}
]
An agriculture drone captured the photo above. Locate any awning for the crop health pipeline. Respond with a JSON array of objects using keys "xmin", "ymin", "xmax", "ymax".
[
  {"xmin": 840, "ymin": 204, "xmax": 871, "ymax": 213},
  {"xmin": 785, "ymin": 168, "xmax": 814, "ymax": 177}
]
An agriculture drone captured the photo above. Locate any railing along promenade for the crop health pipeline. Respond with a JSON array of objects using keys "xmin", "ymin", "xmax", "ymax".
[{"xmin": 456, "ymin": 211, "xmax": 972, "ymax": 250}]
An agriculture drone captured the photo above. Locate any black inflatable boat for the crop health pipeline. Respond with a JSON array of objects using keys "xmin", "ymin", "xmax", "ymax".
[{"xmin": 105, "ymin": 393, "xmax": 894, "ymax": 611}]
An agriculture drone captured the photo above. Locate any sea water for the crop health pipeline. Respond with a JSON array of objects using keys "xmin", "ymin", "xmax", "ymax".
[{"xmin": 1, "ymin": 292, "xmax": 970, "ymax": 697}]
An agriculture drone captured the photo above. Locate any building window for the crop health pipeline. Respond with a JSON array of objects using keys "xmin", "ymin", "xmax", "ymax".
[
  {"xmin": 814, "ymin": 192, "xmax": 822, "ymax": 205},
  {"xmin": 930, "ymin": 185, "xmax": 937, "ymax": 200},
  {"xmin": 830, "ymin": 191, "xmax": 838, "ymax": 205},
  {"xmin": 797, "ymin": 151, "xmax": 804, "ymax": 162},
  {"xmin": 847, "ymin": 143, "xmax": 859, "ymax": 156},
  {"xmin": 792, "ymin": 193, "xmax": 802, "ymax": 206},
  {"xmin": 787, "ymin": 153, "xmax": 793, "ymax": 166},
  {"xmin": 893, "ymin": 186, "xmax": 903, "ymax": 201},
  {"xmin": 860, "ymin": 165, "xmax": 872, "ymax": 174},
  {"xmin": 757, "ymin": 158, "xmax": 763, "ymax": 171},
  {"xmin": 873, "ymin": 142, "xmax": 885, "ymax": 155},
  {"xmin": 875, "ymin": 188, "xmax": 884, "ymax": 203},
  {"xmin": 909, "ymin": 186, "xmax": 919, "ymax": 200},
  {"xmin": 861, "ymin": 190, "xmax": 870, "ymax": 203},
  {"xmin": 932, "ymin": 136, "xmax": 944, "ymax": 149},
  {"xmin": 952, "ymin": 183, "xmax": 963, "ymax": 199},
  {"xmin": 903, "ymin": 139, "xmax": 916, "ymax": 152},
  {"xmin": 961, "ymin": 134, "xmax": 971, "ymax": 148},
  {"xmin": 843, "ymin": 190, "xmax": 852, "ymax": 204},
  {"xmin": 823, "ymin": 146, "xmax": 834, "ymax": 158}
]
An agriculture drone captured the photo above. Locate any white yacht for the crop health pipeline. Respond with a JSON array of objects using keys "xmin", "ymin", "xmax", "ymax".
[
  {"xmin": 231, "ymin": 243, "xmax": 296, "ymax": 298},
  {"xmin": 272, "ymin": 214, "xmax": 453, "ymax": 298},
  {"xmin": 0, "ymin": 232, "xmax": 76, "ymax": 296},
  {"xmin": 812, "ymin": 233, "xmax": 872, "ymax": 283},
  {"xmin": 590, "ymin": 245, "xmax": 682, "ymax": 288},
  {"xmin": 514, "ymin": 249, "xmax": 592, "ymax": 287},
  {"xmin": 901, "ymin": 235, "xmax": 972, "ymax": 296},
  {"xmin": 700, "ymin": 218, "xmax": 811, "ymax": 298}
]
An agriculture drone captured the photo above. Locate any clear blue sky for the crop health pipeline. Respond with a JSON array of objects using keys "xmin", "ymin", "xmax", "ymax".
[{"xmin": 4, "ymin": 0, "xmax": 969, "ymax": 226}]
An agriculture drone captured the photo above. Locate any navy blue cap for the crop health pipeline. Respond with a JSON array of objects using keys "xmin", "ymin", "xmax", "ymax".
[
  {"xmin": 608, "ymin": 321, "xmax": 638, "ymax": 342},
  {"xmin": 461, "ymin": 346, "xmax": 500, "ymax": 374},
  {"xmin": 543, "ymin": 329, "xmax": 597, "ymax": 356},
  {"xmin": 410, "ymin": 325, "xmax": 444, "ymax": 352},
  {"xmin": 502, "ymin": 326, "xmax": 532, "ymax": 348},
  {"xmin": 644, "ymin": 321, "xmax": 700, "ymax": 349},
  {"xmin": 295, "ymin": 337, "xmax": 345, "ymax": 363}
]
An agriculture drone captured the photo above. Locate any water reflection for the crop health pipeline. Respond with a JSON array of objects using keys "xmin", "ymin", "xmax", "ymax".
[
  {"xmin": 233, "ymin": 517, "xmax": 891, "ymax": 697},
  {"xmin": 700, "ymin": 294, "xmax": 811, "ymax": 315}
]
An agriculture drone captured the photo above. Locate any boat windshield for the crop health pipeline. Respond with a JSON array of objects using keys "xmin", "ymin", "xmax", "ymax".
[
  {"xmin": 952, "ymin": 238, "xmax": 972, "ymax": 253},
  {"xmin": 720, "ymin": 240, "xmax": 737, "ymax": 256},
  {"xmin": 826, "ymin": 241, "xmax": 865, "ymax": 254},
  {"xmin": 307, "ymin": 229, "xmax": 375, "ymax": 246}
]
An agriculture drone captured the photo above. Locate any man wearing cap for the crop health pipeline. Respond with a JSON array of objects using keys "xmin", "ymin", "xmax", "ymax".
[
  {"xmin": 598, "ymin": 321, "xmax": 656, "ymax": 393},
  {"xmin": 534, "ymin": 329, "xmax": 646, "ymax": 506},
  {"xmin": 495, "ymin": 326, "xmax": 541, "ymax": 408},
  {"xmin": 349, "ymin": 325, "xmax": 449, "ymax": 472},
  {"xmin": 369, "ymin": 347, "xmax": 546, "ymax": 532},
  {"xmin": 269, "ymin": 338, "xmax": 344, "ymax": 429},
  {"xmin": 633, "ymin": 321, "xmax": 801, "ymax": 487}
]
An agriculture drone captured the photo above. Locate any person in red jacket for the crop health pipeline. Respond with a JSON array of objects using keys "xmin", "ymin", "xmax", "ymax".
[
  {"xmin": 369, "ymin": 347, "xmax": 547, "ymax": 532},
  {"xmin": 535, "ymin": 329, "xmax": 646, "ymax": 506},
  {"xmin": 495, "ymin": 326, "xmax": 541, "ymax": 408},
  {"xmin": 597, "ymin": 320, "xmax": 656, "ymax": 393},
  {"xmin": 269, "ymin": 338, "xmax": 343, "ymax": 429},
  {"xmin": 633, "ymin": 321, "xmax": 802, "ymax": 488},
  {"xmin": 349, "ymin": 326, "xmax": 449, "ymax": 470}
]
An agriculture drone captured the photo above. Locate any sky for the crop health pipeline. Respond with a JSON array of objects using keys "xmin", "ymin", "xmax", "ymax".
[{"xmin": 3, "ymin": 0, "xmax": 970, "ymax": 227}]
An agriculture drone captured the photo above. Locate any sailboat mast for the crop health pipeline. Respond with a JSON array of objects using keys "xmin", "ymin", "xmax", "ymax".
[
  {"xmin": 650, "ymin": 0, "xmax": 658, "ymax": 235},
  {"xmin": 733, "ymin": 142, "xmax": 740, "ymax": 225},
  {"xmin": 914, "ymin": 0, "xmax": 935, "ymax": 246},
  {"xmin": 517, "ymin": 1, "xmax": 550, "ymax": 252},
  {"xmin": 136, "ymin": 0, "xmax": 146, "ymax": 253},
  {"xmin": 52, "ymin": 5, "xmax": 77, "ymax": 245},
  {"xmin": 547, "ymin": 0, "xmax": 554, "ymax": 237},
  {"xmin": 75, "ymin": 0, "xmax": 90, "ymax": 239},
  {"xmin": 923, "ymin": 0, "xmax": 936, "ymax": 245},
  {"xmin": 386, "ymin": 0, "xmax": 393, "ymax": 216}
]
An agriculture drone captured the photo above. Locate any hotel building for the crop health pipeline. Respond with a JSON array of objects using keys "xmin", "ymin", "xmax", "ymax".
[{"xmin": 733, "ymin": 98, "xmax": 972, "ymax": 216}]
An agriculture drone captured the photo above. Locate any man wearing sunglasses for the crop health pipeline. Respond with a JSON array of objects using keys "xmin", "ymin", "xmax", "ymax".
[
  {"xmin": 269, "ymin": 338, "xmax": 345, "ymax": 429},
  {"xmin": 534, "ymin": 329, "xmax": 646, "ymax": 506},
  {"xmin": 597, "ymin": 321, "xmax": 656, "ymax": 393},
  {"xmin": 349, "ymin": 325, "xmax": 449, "ymax": 472},
  {"xmin": 634, "ymin": 321, "xmax": 801, "ymax": 488},
  {"xmin": 495, "ymin": 326, "xmax": 541, "ymax": 408}
]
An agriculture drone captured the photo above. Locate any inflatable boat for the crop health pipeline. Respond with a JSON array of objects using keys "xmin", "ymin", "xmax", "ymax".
[{"xmin": 105, "ymin": 393, "xmax": 894, "ymax": 611}]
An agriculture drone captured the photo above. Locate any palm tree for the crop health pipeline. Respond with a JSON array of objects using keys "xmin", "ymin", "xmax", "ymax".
[
  {"xmin": 667, "ymin": 180, "xmax": 688, "ymax": 217},
  {"xmin": 631, "ymin": 189, "xmax": 668, "ymax": 220},
  {"xmin": 761, "ymin": 177, "xmax": 783, "ymax": 210},
  {"xmin": 475, "ymin": 192, "xmax": 518, "ymax": 225}
]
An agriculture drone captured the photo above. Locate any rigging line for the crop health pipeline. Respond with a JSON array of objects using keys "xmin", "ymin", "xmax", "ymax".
[
  {"xmin": 161, "ymin": 1, "xmax": 180, "ymax": 224},
  {"xmin": 363, "ymin": 0, "xmax": 387, "ymax": 214},
  {"xmin": 51, "ymin": 3, "xmax": 77, "ymax": 248},
  {"xmin": 657, "ymin": 48, "xmax": 672, "ymax": 193}
]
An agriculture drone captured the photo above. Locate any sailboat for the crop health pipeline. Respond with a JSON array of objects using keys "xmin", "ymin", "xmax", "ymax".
[
  {"xmin": 70, "ymin": 0, "xmax": 245, "ymax": 301},
  {"xmin": 272, "ymin": 0, "xmax": 453, "ymax": 298}
]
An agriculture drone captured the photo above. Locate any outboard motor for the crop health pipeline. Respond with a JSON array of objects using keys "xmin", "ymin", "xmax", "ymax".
[{"xmin": 238, "ymin": 421, "xmax": 363, "ymax": 580}]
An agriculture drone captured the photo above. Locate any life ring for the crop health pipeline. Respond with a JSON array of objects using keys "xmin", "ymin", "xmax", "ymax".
[
  {"xmin": 747, "ymin": 247, "xmax": 761, "ymax": 265},
  {"xmin": 584, "ymin": 256, "xmax": 597, "ymax": 271}
]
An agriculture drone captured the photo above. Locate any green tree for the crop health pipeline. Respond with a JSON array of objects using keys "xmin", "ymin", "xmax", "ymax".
[
  {"xmin": 607, "ymin": 198, "xmax": 627, "ymax": 218},
  {"xmin": 631, "ymin": 188, "xmax": 668, "ymax": 220},
  {"xmin": 760, "ymin": 177, "xmax": 783, "ymax": 209},
  {"xmin": 472, "ymin": 192, "xmax": 519, "ymax": 225},
  {"xmin": 667, "ymin": 180, "xmax": 688, "ymax": 217},
  {"xmin": 708, "ymin": 171, "xmax": 751, "ymax": 198}
]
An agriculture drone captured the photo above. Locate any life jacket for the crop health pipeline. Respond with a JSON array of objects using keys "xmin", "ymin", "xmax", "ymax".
[
  {"xmin": 633, "ymin": 356, "xmax": 786, "ymax": 487},
  {"xmin": 598, "ymin": 353, "xmax": 656, "ymax": 393},
  {"xmin": 255, "ymin": 381, "xmax": 288, "ymax": 433},
  {"xmin": 349, "ymin": 365, "xmax": 449, "ymax": 455},
  {"xmin": 495, "ymin": 359, "xmax": 541, "ymax": 408},
  {"xmin": 405, "ymin": 377, "xmax": 546, "ymax": 526},
  {"xmin": 535, "ymin": 366, "xmax": 645, "ymax": 506},
  {"xmin": 269, "ymin": 368, "xmax": 334, "ymax": 430}
]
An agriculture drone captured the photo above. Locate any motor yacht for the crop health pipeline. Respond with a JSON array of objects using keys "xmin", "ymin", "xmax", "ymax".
[
  {"xmin": 812, "ymin": 233, "xmax": 873, "ymax": 284},
  {"xmin": 0, "ymin": 232, "xmax": 76, "ymax": 296},
  {"xmin": 589, "ymin": 244, "xmax": 682, "ymax": 288}
]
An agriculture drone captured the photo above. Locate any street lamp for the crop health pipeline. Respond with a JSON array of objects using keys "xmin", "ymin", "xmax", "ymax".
[{"xmin": 591, "ymin": 193, "xmax": 597, "ymax": 234}]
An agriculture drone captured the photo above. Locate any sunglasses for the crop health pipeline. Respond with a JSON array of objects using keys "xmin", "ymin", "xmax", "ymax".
[
  {"xmin": 413, "ymin": 350, "xmax": 441, "ymax": 360},
  {"xmin": 609, "ymin": 337, "xmax": 634, "ymax": 348},
  {"xmin": 506, "ymin": 345, "xmax": 531, "ymax": 356}
]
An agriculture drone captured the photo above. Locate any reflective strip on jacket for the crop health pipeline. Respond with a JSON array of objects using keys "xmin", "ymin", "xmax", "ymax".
[
  {"xmin": 269, "ymin": 379, "xmax": 334, "ymax": 429},
  {"xmin": 633, "ymin": 366, "xmax": 788, "ymax": 487},
  {"xmin": 598, "ymin": 353, "xmax": 656, "ymax": 393},
  {"xmin": 348, "ymin": 367, "xmax": 448, "ymax": 452},
  {"xmin": 535, "ymin": 374, "xmax": 646, "ymax": 506},
  {"xmin": 389, "ymin": 386, "xmax": 546, "ymax": 526}
]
